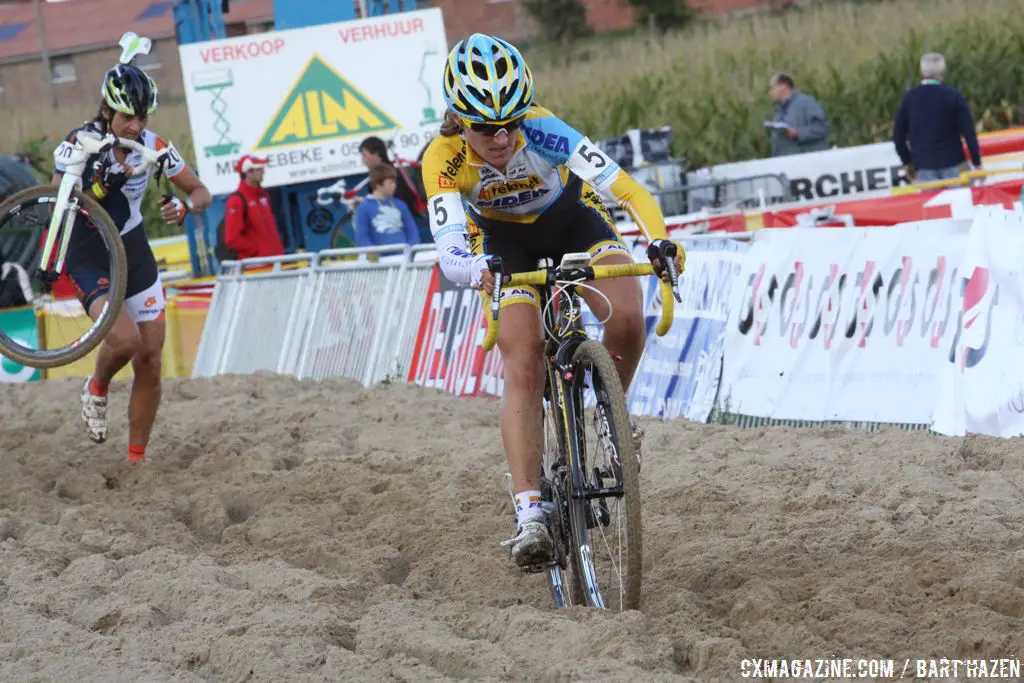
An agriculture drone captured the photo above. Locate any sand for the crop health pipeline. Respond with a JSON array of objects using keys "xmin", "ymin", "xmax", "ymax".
[{"xmin": 0, "ymin": 374, "xmax": 1021, "ymax": 682}]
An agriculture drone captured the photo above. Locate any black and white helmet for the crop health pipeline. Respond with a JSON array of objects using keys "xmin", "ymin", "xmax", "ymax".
[{"xmin": 101, "ymin": 63, "xmax": 158, "ymax": 117}]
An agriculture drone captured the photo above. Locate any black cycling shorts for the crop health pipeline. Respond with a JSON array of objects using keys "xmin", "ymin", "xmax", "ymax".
[
  {"xmin": 66, "ymin": 222, "xmax": 165, "ymax": 323},
  {"xmin": 468, "ymin": 176, "xmax": 631, "ymax": 307}
]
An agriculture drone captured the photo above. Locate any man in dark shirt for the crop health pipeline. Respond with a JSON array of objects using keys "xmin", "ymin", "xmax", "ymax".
[{"xmin": 892, "ymin": 53, "xmax": 982, "ymax": 183}]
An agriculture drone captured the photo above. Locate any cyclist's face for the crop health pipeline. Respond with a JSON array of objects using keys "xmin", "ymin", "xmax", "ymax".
[
  {"xmin": 111, "ymin": 112, "xmax": 147, "ymax": 139},
  {"xmin": 464, "ymin": 126, "xmax": 517, "ymax": 168}
]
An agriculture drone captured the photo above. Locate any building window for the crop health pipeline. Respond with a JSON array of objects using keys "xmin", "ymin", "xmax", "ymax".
[
  {"xmin": 135, "ymin": 47, "xmax": 162, "ymax": 71},
  {"xmin": 51, "ymin": 57, "xmax": 76, "ymax": 84},
  {"xmin": 246, "ymin": 21, "xmax": 274, "ymax": 35}
]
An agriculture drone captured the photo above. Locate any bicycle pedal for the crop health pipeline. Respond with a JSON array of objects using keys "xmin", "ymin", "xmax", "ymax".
[{"xmin": 520, "ymin": 562, "xmax": 547, "ymax": 574}]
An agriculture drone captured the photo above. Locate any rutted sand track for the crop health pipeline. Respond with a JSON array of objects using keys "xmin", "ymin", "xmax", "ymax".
[{"xmin": 0, "ymin": 375, "xmax": 1021, "ymax": 682}]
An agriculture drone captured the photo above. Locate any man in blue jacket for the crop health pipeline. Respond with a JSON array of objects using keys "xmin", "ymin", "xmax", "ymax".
[{"xmin": 892, "ymin": 53, "xmax": 982, "ymax": 183}]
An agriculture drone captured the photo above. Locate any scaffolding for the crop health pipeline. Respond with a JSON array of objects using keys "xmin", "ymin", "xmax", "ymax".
[{"xmin": 193, "ymin": 68, "xmax": 241, "ymax": 158}]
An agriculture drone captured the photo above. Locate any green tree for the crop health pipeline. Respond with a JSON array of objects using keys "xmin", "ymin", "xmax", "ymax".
[
  {"xmin": 523, "ymin": 0, "xmax": 590, "ymax": 61},
  {"xmin": 627, "ymin": 0, "xmax": 697, "ymax": 35}
]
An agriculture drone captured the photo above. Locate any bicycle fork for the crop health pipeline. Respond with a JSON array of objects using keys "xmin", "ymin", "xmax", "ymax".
[{"xmin": 36, "ymin": 184, "xmax": 79, "ymax": 292}]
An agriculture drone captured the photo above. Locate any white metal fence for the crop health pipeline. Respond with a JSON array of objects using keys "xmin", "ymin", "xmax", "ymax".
[{"xmin": 192, "ymin": 245, "xmax": 436, "ymax": 385}]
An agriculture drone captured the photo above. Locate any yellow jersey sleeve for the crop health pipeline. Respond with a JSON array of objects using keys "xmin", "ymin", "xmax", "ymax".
[
  {"xmin": 421, "ymin": 134, "xmax": 488, "ymax": 285},
  {"xmin": 422, "ymin": 134, "xmax": 473, "ymax": 244}
]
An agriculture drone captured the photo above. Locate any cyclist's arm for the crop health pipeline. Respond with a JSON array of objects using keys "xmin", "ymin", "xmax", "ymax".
[
  {"xmin": 526, "ymin": 108, "xmax": 668, "ymax": 241},
  {"xmin": 564, "ymin": 141, "xmax": 667, "ymax": 242},
  {"xmin": 426, "ymin": 191, "xmax": 488, "ymax": 285},
  {"xmin": 422, "ymin": 141, "xmax": 489, "ymax": 285},
  {"xmin": 157, "ymin": 136, "xmax": 212, "ymax": 211},
  {"xmin": 52, "ymin": 128, "xmax": 106, "ymax": 200}
]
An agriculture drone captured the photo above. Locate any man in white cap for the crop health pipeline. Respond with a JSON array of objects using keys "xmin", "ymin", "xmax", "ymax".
[{"xmin": 220, "ymin": 154, "xmax": 284, "ymax": 260}]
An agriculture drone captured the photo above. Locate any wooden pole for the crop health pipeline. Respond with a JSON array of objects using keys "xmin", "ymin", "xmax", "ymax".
[{"xmin": 32, "ymin": 0, "xmax": 58, "ymax": 109}]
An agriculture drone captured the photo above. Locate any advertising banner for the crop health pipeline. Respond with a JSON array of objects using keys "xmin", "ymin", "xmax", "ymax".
[
  {"xmin": 406, "ymin": 266, "xmax": 502, "ymax": 398},
  {"xmin": 0, "ymin": 305, "xmax": 41, "ymax": 383},
  {"xmin": 719, "ymin": 221, "xmax": 971, "ymax": 424},
  {"xmin": 179, "ymin": 9, "xmax": 448, "ymax": 195},
  {"xmin": 693, "ymin": 129, "xmax": 1024, "ymax": 206},
  {"xmin": 933, "ymin": 207, "xmax": 1024, "ymax": 437},
  {"xmin": 627, "ymin": 239, "xmax": 747, "ymax": 422}
]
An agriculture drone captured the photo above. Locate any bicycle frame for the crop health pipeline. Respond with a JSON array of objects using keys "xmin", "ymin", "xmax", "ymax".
[
  {"xmin": 484, "ymin": 249, "xmax": 681, "ymax": 608},
  {"xmin": 40, "ymin": 129, "xmax": 168, "ymax": 278}
]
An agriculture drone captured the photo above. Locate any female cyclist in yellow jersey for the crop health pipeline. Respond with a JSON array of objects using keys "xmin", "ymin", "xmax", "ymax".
[{"xmin": 421, "ymin": 34, "xmax": 683, "ymax": 568}]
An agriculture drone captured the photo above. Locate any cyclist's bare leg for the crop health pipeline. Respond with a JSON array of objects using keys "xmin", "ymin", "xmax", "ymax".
[
  {"xmin": 495, "ymin": 300, "xmax": 545, "ymax": 495},
  {"xmin": 80, "ymin": 297, "xmax": 141, "ymax": 445},
  {"xmin": 579, "ymin": 253, "xmax": 646, "ymax": 391},
  {"xmin": 87, "ymin": 296, "xmax": 142, "ymax": 385},
  {"xmin": 127, "ymin": 318, "xmax": 165, "ymax": 453}
]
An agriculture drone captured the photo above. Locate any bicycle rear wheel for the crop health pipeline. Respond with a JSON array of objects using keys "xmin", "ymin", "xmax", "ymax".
[
  {"xmin": 566, "ymin": 339, "xmax": 642, "ymax": 610},
  {"xmin": 0, "ymin": 184, "xmax": 127, "ymax": 369}
]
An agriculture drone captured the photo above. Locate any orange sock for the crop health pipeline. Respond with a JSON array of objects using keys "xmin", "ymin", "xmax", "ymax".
[
  {"xmin": 128, "ymin": 443, "xmax": 146, "ymax": 462},
  {"xmin": 89, "ymin": 376, "xmax": 109, "ymax": 397}
]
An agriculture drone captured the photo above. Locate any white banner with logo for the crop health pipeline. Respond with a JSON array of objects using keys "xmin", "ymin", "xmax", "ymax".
[
  {"xmin": 178, "ymin": 9, "xmax": 448, "ymax": 195},
  {"xmin": 695, "ymin": 142, "xmax": 912, "ymax": 205},
  {"xmin": 933, "ymin": 207, "xmax": 1024, "ymax": 437},
  {"xmin": 720, "ymin": 221, "xmax": 972, "ymax": 423}
]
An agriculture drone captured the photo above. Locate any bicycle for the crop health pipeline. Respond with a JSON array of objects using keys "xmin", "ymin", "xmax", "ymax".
[
  {"xmin": 481, "ymin": 242, "xmax": 681, "ymax": 611},
  {"xmin": 0, "ymin": 127, "xmax": 174, "ymax": 368}
]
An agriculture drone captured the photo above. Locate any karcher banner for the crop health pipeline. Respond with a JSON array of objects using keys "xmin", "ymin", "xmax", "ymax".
[{"xmin": 178, "ymin": 9, "xmax": 448, "ymax": 195}]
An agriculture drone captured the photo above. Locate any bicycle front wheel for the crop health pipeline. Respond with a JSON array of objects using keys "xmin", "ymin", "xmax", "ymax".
[
  {"xmin": 0, "ymin": 185, "xmax": 127, "ymax": 369},
  {"xmin": 566, "ymin": 339, "xmax": 643, "ymax": 611}
]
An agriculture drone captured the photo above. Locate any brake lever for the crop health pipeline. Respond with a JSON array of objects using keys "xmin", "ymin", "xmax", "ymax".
[
  {"xmin": 647, "ymin": 241, "xmax": 683, "ymax": 303},
  {"xmin": 487, "ymin": 256, "xmax": 504, "ymax": 321},
  {"xmin": 663, "ymin": 243, "xmax": 682, "ymax": 303}
]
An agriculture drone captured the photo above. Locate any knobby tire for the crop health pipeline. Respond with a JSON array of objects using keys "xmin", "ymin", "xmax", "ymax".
[
  {"xmin": 566, "ymin": 339, "xmax": 643, "ymax": 610},
  {"xmin": 0, "ymin": 185, "xmax": 127, "ymax": 368}
]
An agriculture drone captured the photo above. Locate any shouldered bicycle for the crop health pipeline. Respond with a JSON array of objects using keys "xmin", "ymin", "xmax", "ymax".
[
  {"xmin": 482, "ymin": 241, "xmax": 681, "ymax": 611},
  {"xmin": 0, "ymin": 127, "xmax": 175, "ymax": 368}
]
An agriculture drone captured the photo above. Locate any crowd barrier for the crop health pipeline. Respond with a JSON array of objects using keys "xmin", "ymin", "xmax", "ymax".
[
  {"xmin": 192, "ymin": 245, "xmax": 436, "ymax": 386},
  {"xmin": 191, "ymin": 206, "xmax": 1024, "ymax": 439}
]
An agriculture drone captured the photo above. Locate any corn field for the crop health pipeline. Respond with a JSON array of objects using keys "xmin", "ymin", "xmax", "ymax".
[
  {"xmin": 1, "ymin": 0, "xmax": 1021, "ymax": 237},
  {"xmin": 532, "ymin": 0, "xmax": 1024, "ymax": 168}
]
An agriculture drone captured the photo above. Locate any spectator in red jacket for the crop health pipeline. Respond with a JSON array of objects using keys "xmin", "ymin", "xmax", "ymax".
[{"xmin": 223, "ymin": 155, "xmax": 285, "ymax": 260}]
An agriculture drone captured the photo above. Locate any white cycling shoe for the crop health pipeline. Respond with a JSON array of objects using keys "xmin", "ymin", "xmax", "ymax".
[
  {"xmin": 503, "ymin": 517, "xmax": 554, "ymax": 570},
  {"xmin": 81, "ymin": 377, "xmax": 108, "ymax": 444}
]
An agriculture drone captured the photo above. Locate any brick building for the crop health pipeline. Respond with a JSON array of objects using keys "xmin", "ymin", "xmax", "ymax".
[{"xmin": 0, "ymin": 0, "xmax": 770, "ymax": 110}]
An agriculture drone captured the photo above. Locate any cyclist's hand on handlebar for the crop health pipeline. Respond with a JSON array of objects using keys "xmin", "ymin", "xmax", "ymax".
[
  {"xmin": 160, "ymin": 194, "xmax": 189, "ymax": 225},
  {"xmin": 88, "ymin": 159, "xmax": 128, "ymax": 200},
  {"xmin": 469, "ymin": 254, "xmax": 496, "ymax": 294},
  {"xmin": 647, "ymin": 239, "xmax": 686, "ymax": 283}
]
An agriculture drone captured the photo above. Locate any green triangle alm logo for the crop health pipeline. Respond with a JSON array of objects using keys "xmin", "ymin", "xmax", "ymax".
[{"xmin": 256, "ymin": 55, "xmax": 396, "ymax": 149}]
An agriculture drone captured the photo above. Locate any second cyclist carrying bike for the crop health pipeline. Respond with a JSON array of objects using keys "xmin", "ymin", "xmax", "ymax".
[{"xmin": 54, "ymin": 33, "xmax": 212, "ymax": 463}]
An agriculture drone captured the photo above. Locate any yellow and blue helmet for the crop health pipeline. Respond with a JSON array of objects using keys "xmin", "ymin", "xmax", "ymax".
[{"xmin": 442, "ymin": 34, "xmax": 534, "ymax": 123}]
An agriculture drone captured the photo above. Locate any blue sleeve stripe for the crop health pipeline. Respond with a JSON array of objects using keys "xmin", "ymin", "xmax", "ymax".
[
  {"xmin": 594, "ymin": 165, "xmax": 619, "ymax": 187},
  {"xmin": 433, "ymin": 224, "xmax": 468, "ymax": 239},
  {"xmin": 521, "ymin": 114, "xmax": 584, "ymax": 165}
]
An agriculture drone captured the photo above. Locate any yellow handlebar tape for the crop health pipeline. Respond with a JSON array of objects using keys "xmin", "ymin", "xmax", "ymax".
[{"xmin": 481, "ymin": 264, "xmax": 676, "ymax": 352}]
